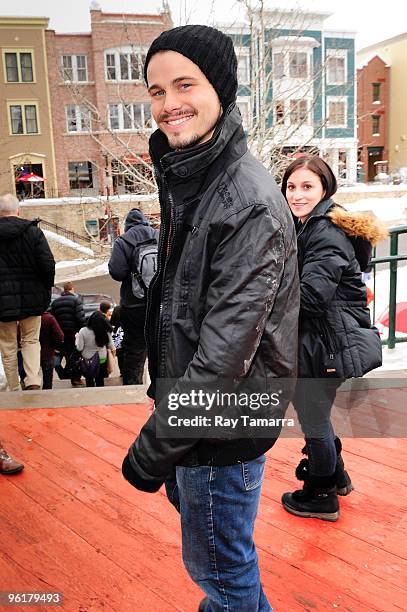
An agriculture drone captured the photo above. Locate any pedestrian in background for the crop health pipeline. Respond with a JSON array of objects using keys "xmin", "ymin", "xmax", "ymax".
[
  {"xmin": 39, "ymin": 310, "xmax": 64, "ymax": 389},
  {"xmin": 75, "ymin": 311, "xmax": 115, "ymax": 387},
  {"xmin": 0, "ymin": 193, "xmax": 55, "ymax": 391},
  {"xmin": 51, "ymin": 281, "xmax": 86, "ymax": 387},
  {"xmin": 280, "ymin": 155, "xmax": 387, "ymax": 521},
  {"xmin": 108, "ymin": 209, "xmax": 157, "ymax": 385}
]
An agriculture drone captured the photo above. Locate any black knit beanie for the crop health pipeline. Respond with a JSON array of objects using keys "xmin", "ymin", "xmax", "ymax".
[{"xmin": 144, "ymin": 25, "xmax": 238, "ymax": 109}]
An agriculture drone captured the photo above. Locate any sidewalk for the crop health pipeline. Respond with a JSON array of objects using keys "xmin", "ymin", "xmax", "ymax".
[{"xmin": 1, "ymin": 381, "xmax": 406, "ymax": 611}]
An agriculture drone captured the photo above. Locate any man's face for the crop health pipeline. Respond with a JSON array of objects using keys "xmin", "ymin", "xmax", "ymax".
[{"xmin": 147, "ymin": 50, "xmax": 222, "ymax": 150}]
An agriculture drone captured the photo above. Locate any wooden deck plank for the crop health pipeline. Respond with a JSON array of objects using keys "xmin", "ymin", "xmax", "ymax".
[{"xmin": 1, "ymin": 403, "xmax": 406, "ymax": 612}]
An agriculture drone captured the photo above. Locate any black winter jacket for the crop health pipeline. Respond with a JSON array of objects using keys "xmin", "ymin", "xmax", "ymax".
[
  {"xmin": 50, "ymin": 291, "xmax": 86, "ymax": 335},
  {"xmin": 108, "ymin": 209, "xmax": 158, "ymax": 307},
  {"xmin": 296, "ymin": 198, "xmax": 386, "ymax": 379},
  {"xmin": 0, "ymin": 216, "xmax": 55, "ymax": 322},
  {"xmin": 126, "ymin": 105, "xmax": 300, "ymax": 490}
]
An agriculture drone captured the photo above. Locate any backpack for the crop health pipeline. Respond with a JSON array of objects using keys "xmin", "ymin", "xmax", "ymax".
[{"xmin": 122, "ymin": 236, "xmax": 158, "ymax": 299}]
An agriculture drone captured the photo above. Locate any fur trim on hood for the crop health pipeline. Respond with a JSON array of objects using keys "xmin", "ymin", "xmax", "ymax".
[{"xmin": 328, "ymin": 206, "xmax": 388, "ymax": 246}]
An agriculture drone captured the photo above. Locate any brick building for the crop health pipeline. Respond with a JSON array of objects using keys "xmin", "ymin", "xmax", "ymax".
[
  {"xmin": 357, "ymin": 55, "xmax": 390, "ymax": 182},
  {"xmin": 0, "ymin": 16, "xmax": 58, "ymax": 198},
  {"xmin": 45, "ymin": 6, "xmax": 172, "ymax": 200}
]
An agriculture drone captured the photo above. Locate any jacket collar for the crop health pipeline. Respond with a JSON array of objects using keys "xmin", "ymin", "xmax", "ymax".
[
  {"xmin": 295, "ymin": 198, "xmax": 335, "ymax": 234},
  {"xmin": 149, "ymin": 103, "xmax": 247, "ymax": 181}
]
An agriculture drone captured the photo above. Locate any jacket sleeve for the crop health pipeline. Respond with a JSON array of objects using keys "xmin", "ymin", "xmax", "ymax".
[
  {"xmin": 300, "ymin": 221, "xmax": 353, "ymax": 318},
  {"xmin": 108, "ymin": 239, "xmax": 130, "ymax": 282},
  {"xmin": 75, "ymin": 296, "xmax": 87, "ymax": 328},
  {"xmin": 124, "ymin": 203, "xmax": 289, "ymax": 488},
  {"xmin": 52, "ymin": 316, "xmax": 64, "ymax": 348},
  {"xmin": 33, "ymin": 228, "xmax": 55, "ymax": 289},
  {"xmin": 75, "ymin": 329, "xmax": 84, "ymax": 352}
]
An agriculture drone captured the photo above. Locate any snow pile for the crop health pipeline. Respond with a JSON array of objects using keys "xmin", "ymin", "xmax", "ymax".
[
  {"xmin": 20, "ymin": 193, "xmax": 157, "ymax": 206},
  {"xmin": 43, "ymin": 230, "xmax": 94, "ymax": 256}
]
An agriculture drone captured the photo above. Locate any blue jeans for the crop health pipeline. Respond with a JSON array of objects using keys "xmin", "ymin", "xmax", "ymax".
[{"xmin": 165, "ymin": 456, "xmax": 272, "ymax": 611}]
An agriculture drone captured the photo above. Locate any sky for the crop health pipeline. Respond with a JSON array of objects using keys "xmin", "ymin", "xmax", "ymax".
[{"xmin": 0, "ymin": 0, "xmax": 406, "ymax": 51}]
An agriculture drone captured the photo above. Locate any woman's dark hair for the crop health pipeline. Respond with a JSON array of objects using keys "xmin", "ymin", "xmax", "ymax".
[
  {"xmin": 281, "ymin": 155, "xmax": 337, "ymax": 202},
  {"xmin": 87, "ymin": 311, "xmax": 112, "ymax": 348}
]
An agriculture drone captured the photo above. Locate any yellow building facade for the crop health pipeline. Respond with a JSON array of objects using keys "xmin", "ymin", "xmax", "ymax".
[
  {"xmin": 0, "ymin": 16, "xmax": 57, "ymax": 198},
  {"xmin": 358, "ymin": 32, "xmax": 407, "ymax": 172}
]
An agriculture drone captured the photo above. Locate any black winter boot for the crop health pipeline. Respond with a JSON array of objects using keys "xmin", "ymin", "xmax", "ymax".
[
  {"xmin": 282, "ymin": 459, "xmax": 339, "ymax": 522},
  {"xmin": 334, "ymin": 437, "xmax": 354, "ymax": 496}
]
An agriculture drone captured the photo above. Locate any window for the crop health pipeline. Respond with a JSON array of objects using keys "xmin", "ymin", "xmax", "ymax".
[
  {"xmin": 65, "ymin": 105, "xmax": 91, "ymax": 132},
  {"xmin": 327, "ymin": 57, "xmax": 345, "ymax": 84},
  {"xmin": 289, "ymin": 52, "xmax": 307, "ymax": 78},
  {"xmin": 111, "ymin": 159, "xmax": 154, "ymax": 195},
  {"xmin": 372, "ymin": 83, "xmax": 381, "ymax": 103},
  {"xmin": 108, "ymin": 103, "xmax": 152, "ymax": 131},
  {"xmin": 326, "ymin": 50, "xmax": 347, "ymax": 85},
  {"xmin": 68, "ymin": 161, "xmax": 94, "ymax": 190},
  {"xmin": 274, "ymin": 101, "xmax": 285, "ymax": 124},
  {"xmin": 237, "ymin": 52, "xmax": 250, "ymax": 85},
  {"xmin": 327, "ymin": 97, "xmax": 347, "ymax": 127},
  {"xmin": 237, "ymin": 99, "xmax": 250, "ymax": 130},
  {"xmin": 273, "ymin": 53, "xmax": 284, "ymax": 79},
  {"xmin": 8, "ymin": 103, "xmax": 39, "ymax": 134},
  {"xmin": 106, "ymin": 54, "xmax": 116, "ymax": 80},
  {"xmin": 290, "ymin": 99, "xmax": 308, "ymax": 124},
  {"xmin": 25, "ymin": 105, "xmax": 38, "ymax": 133},
  {"xmin": 372, "ymin": 114, "xmax": 380, "ymax": 135},
  {"xmin": 61, "ymin": 55, "xmax": 88, "ymax": 82},
  {"xmin": 4, "ymin": 51, "xmax": 33, "ymax": 82},
  {"xmin": 105, "ymin": 48, "xmax": 145, "ymax": 82}
]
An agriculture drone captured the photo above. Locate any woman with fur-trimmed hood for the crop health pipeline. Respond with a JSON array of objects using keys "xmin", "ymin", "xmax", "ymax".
[{"xmin": 280, "ymin": 155, "xmax": 388, "ymax": 522}]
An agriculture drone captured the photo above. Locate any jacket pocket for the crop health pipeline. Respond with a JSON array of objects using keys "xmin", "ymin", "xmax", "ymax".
[
  {"xmin": 318, "ymin": 319, "xmax": 344, "ymax": 378},
  {"xmin": 348, "ymin": 326, "xmax": 382, "ymax": 376}
]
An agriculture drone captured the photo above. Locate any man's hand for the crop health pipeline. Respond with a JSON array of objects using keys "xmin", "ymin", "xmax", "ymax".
[{"xmin": 122, "ymin": 453, "xmax": 164, "ymax": 493}]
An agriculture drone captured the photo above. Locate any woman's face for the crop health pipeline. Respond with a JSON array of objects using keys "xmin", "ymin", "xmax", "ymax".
[{"xmin": 285, "ymin": 167, "xmax": 325, "ymax": 223}]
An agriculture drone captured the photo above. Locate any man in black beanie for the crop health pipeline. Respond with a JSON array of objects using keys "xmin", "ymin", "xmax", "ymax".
[{"xmin": 122, "ymin": 24, "xmax": 299, "ymax": 611}]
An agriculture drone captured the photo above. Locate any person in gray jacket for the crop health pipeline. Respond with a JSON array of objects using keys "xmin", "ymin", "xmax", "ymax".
[
  {"xmin": 121, "ymin": 25, "xmax": 300, "ymax": 611},
  {"xmin": 108, "ymin": 209, "xmax": 157, "ymax": 385}
]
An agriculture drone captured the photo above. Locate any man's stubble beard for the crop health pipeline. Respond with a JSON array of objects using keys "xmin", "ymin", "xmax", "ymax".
[{"xmin": 165, "ymin": 110, "xmax": 222, "ymax": 150}]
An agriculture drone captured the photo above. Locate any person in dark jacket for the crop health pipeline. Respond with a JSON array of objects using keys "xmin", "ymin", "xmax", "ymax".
[
  {"xmin": 121, "ymin": 26, "xmax": 299, "ymax": 611},
  {"xmin": 0, "ymin": 193, "xmax": 55, "ymax": 391},
  {"xmin": 50, "ymin": 281, "xmax": 86, "ymax": 386},
  {"xmin": 108, "ymin": 208, "xmax": 157, "ymax": 385},
  {"xmin": 39, "ymin": 311, "xmax": 64, "ymax": 389},
  {"xmin": 280, "ymin": 155, "xmax": 387, "ymax": 521}
]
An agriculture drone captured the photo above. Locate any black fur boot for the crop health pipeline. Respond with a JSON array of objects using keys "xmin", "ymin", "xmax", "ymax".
[
  {"xmin": 298, "ymin": 439, "xmax": 354, "ymax": 496},
  {"xmin": 334, "ymin": 437, "xmax": 354, "ymax": 496},
  {"xmin": 282, "ymin": 459, "xmax": 339, "ymax": 522}
]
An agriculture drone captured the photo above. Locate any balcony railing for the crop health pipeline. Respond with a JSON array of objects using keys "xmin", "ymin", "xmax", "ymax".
[{"xmin": 370, "ymin": 224, "xmax": 407, "ymax": 349}]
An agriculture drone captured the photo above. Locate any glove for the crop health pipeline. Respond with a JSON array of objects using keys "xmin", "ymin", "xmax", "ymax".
[{"xmin": 122, "ymin": 453, "xmax": 164, "ymax": 493}]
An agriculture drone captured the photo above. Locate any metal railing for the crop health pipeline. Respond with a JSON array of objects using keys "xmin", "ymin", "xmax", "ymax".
[
  {"xmin": 370, "ymin": 224, "xmax": 407, "ymax": 349},
  {"xmin": 36, "ymin": 219, "xmax": 93, "ymax": 247}
]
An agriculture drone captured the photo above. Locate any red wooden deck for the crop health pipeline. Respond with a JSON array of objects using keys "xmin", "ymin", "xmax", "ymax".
[{"xmin": 1, "ymin": 401, "xmax": 406, "ymax": 611}]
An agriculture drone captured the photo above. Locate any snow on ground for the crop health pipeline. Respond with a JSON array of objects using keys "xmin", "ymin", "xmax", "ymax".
[
  {"xmin": 56, "ymin": 259, "xmax": 95, "ymax": 269},
  {"xmin": 43, "ymin": 230, "xmax": 94, "ymax": 256}
]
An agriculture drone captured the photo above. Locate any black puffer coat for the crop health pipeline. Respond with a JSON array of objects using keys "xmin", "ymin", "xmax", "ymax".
[
  {"xmin": 50, "ymin": 291, "xmax": 86, "ymax": 335},
  {"xmin": 127, "ymin": 104, "xmax": 300, "ymax": 487},
  {"xmin": 0, "ymin": 217, "xmax": 55, "ymax": 322},
  {"xmin": 296, "ymin": 198, "xmax": 386, "ymax": 379}
]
